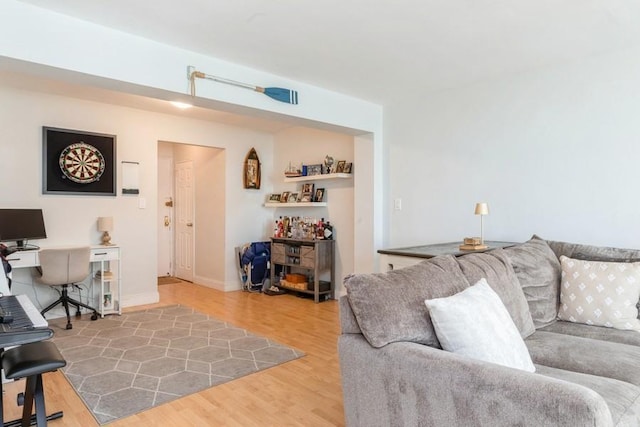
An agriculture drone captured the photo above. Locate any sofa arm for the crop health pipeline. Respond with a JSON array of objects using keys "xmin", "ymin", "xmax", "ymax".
[{"xmin": 339, "ymin": 334, "xmax": 613, "ymax": 427}]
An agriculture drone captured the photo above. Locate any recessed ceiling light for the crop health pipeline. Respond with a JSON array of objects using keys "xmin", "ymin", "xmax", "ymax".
[{"xmin": 170, "ymin": 101, "xmax": 192, "ymax": 109}]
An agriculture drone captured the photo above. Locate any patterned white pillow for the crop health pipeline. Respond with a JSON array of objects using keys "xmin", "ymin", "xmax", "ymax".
[
  {"xmin": 425, "ymin": 278, "xmax": 536, "ymax": 372},
  {"xmin": 558, "ymin": 256, "xmax": 640, "ymax": 331}
]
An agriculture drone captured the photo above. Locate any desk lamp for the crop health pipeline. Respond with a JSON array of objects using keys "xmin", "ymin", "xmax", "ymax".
[
  {"xmin": 98, "ymin": 217, "xmax": 114, "ymax": 246},
  {"xmin": 474, "ymin": 203, "xmax": 489, "ymax": 248}
]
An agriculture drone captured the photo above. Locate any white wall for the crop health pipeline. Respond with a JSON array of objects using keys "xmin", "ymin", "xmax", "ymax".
[
  {"xmin": 0, "ymin": 85, "xmax": 274, "ymax": 310},
  {"xmin": 387, "ymin": 47, "xmax": 640, "ymax": 249},
  {"xmin": 273, "ymin": 127, "xmax": 355, "ymax": 294}
]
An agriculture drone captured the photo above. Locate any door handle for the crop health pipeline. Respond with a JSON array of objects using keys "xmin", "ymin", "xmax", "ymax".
[{"xmin": 186, "ymin": 222, "xmax": 193, "ymax": 227}]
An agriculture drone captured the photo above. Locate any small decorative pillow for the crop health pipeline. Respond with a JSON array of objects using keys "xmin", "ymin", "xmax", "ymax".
[
  {"xmin": 558, "ymin": 256, "xmax": 640, "ymax": 331},
  {"xmin": 424, "ymin": 278, "xmax": 536, "ymax": 372}
]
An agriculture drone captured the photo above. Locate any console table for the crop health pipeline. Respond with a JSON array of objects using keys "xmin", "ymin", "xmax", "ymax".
[
  {"xmin": 378, "ymin": 241, "xmax": 517, "ymax": 272},
  {"xmin": 5, "ymin": 245, "xmax": 121, "ymax": 317}
]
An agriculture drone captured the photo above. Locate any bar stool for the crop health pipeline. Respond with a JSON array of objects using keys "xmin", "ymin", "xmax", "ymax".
[{"xmin": 1, "ymin": 341, "xmax": 66, "ymax": 426}]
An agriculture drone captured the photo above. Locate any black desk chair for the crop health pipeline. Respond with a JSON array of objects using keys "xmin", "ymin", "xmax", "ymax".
[{"xmin": 36, "ymin": 247, "xmax": 98, "ymax": 330}]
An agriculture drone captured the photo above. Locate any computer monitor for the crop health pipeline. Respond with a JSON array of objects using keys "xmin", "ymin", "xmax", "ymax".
[{"xmin": 0, "ymin": 209, "xmax": 47, "ymax": 250}]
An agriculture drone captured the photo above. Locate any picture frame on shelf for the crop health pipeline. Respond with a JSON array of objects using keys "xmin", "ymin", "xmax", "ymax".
[
  {"xmin": 280, "ymin": 191, "xmax": 290, "ymax": 202},
  {"xmin": 268, "ymin": 193, "xmax": 281, "ymax": 202},
  {"xmin": 307, "ymin": 164, "xmax": 322, "ymax": 176},
  {"xmin": 314, "ymin": 188, "xmax": 325, "ymax": 202},
  {"xmin": 343, "ymin": 162, "xmax": 353, "ymax": 173},
  {"xmin": 301, "ymin": 183, "xmax": 314, "ymax": 194},
  {"xmin": 103, "ymin": 292, "xmax": 113, "ymax": 310},
  {"xmin": 288, "ymin": 192, "xmax": 299, "ymax": 203},
  {"xmin": 300, "ymin": 193, "xmax": 312, "ymax": 202},
  {"xmin": 335, "ymin": 160, "xmax": 346, "ymax": 173}
]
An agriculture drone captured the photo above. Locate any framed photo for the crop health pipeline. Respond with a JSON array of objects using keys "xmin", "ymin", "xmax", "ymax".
[
  {"xmin": 300, "ymin": 193, "xmax": 312, "ymax": 202},
  {"xmin": 268, "ymin": 193, "xmax": 281, "ymax": 202},
  {"xmin": 288, "ymin": 192, "xmax": 299, "ymax": 203},
  {"xmin": 343, "ymin": 162, "xmax": 353, "ymax": 173},
  {"xmin": 335, "ymin": 160, "xmax": 346, "ymax": 173},
  {"xmin": 301, "ymin": 183, "xmax": 314, "ymax": 194},
  {"xmin": 103, "ymin": 292, "xmax": 113, "ymax": 310},
  {"xmin": 314, "ymin": 188, "xmax": 325, "ymax": 202},
  {"xmin": 280, "ymin": 191, "xmax": 290, "ymax": 202},
  {"xmin": 307, "ymin": 164, "xmax": 322, "ymax": 176},
  {"xmin": 43, "ymin": 127, "xmax": 116, "ymax": 196}
]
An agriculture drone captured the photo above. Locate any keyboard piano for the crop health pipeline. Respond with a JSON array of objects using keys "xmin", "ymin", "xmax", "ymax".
[{"xmin": 0, "ymin": 295, "xmax": 52, "ymax": 347}]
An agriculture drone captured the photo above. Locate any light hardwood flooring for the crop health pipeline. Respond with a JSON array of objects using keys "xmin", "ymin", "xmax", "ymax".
[{"xmin": 3, "ymin": 282, "xmax": 345, "ymax": 426}]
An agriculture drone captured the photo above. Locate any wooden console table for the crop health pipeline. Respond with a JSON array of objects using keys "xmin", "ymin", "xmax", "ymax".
[{"xmin": 378, "ymin": 241, "xmax": 517, "ymax": 272}]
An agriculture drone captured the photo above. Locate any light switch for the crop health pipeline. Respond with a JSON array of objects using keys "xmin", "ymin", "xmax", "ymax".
[
  {"xmin": 138, "ymin": 198, "xmax": 146, "ymax": 209},
  {"xmin": 394, "ymin": 198, "xmax": 402, "ymax": 211}
]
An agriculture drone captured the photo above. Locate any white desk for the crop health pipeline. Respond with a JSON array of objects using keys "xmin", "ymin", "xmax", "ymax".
[{"xmin": 5, "ymin": 245, "xmax": 121, "ymax": 316}]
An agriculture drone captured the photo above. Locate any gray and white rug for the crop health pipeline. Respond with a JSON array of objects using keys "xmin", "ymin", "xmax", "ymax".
[{"xmin": 49, "ymin": 305, "xmax": 304, "ymax": 424}]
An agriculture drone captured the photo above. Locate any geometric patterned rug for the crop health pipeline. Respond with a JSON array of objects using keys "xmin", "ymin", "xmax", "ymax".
[{"xmin": 49, "ymin": 305, "xmax": 304, "ymax": 424}]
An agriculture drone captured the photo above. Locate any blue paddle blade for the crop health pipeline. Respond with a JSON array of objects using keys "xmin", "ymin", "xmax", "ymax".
[{"xmin": 263, "ymin": 87, "xmax": 299, "ymax": 104}]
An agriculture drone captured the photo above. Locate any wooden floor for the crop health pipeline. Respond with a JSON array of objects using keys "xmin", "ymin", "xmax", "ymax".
[{"xmin": 3, "ymin": 282, "xmax": 345, "ymax": 426}]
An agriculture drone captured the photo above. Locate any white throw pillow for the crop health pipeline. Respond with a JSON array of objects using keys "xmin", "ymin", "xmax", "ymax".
[
  {"xmin": 424, "ymin": 278, "xmax": 535, "ymax": 372},
  {"xmin": 558, "ymin": 256, "xmax": 640, "ymax": 331}
]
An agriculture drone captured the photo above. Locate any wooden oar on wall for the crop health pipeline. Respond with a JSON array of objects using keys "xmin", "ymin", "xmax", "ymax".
[{"xmin": 188, "ymin": 66, "xmax": 299, "ymax": 104}]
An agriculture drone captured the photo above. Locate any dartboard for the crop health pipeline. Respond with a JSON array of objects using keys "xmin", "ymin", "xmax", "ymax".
[{"xmin": 59, "ymin": 142, "xmax": 105, "ymax": 184}]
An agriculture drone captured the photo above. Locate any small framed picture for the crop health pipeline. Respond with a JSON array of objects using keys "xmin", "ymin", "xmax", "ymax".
[
  {"xmin": 300, "ymin": 193, "xmax": 312, "ymax": 202},
  {"xmin": 343, "ymin": 162, "xmax": 353, "ymax": 173},
  {"xmin": 288, "ymin": 192, "xmax": 299, "ymax": 203},
  {"xmin": 335, "ymin": 160, "xmax": 346, "ymax": 173},
  {"xmin": 103, "ymin": 292, "xmax": 113, "ymax": 310},
  {"xmin": 280, "ymin": 191, "xmax": 290, "ymax": 202},
  {"xmin": 268, "ymin": 193, "xmax": 281, "ymax": 202},
  {"xmin": 314, "ymin": 188, "xmax": 325, "ymax": 202},
  {"xmin": 307, "ymin": 164, "xmax": 322, "ymax": 176},
  {"xmin": 301, "ymin": 183, "xmax": 314, "ymax": 194}
]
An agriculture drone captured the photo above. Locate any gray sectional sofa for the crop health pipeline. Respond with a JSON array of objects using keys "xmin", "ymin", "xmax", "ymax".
[{"xmin": 339, "ymin": 236, "xmax": 640, "ymax": 426}]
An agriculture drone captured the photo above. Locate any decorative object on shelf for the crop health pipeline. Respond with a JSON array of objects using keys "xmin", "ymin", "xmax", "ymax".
[
  {"xmin": 314, "ymin": 188, "xmax": 325, "ymax": 202},
  {"xmin": 280, "ymin": 191, "xmax": 290, "ymax": 202},
  {"xmin": 288, "ymin": 192, "xmax": 299, "ymax": 203},
  {"xmin": 323, "ymin": 155, "xmax": 334, "ymax": 174},
  {"xmin": 300, "ymin": 193, "xmax": 312, "ymax": 202},
  {"xmin": 460, "ymin": 202, "xmax": 489, "ymax": 250},
  {"xmin": 336, "ymin": 160, "xmax": 346, "ymax": 173},
  {"xmin": 243, "ymin": 148, "xmax": 261, "ymax": 189},
  {"xmin": 285, "ymin": 161, "xmax": 301, "ymax": 177},
  {"xmin": 103, "ymin": 292, "xmax": 113, "ymax": 310},
  {"xmin": 188, "ymin": 66, "xmax": 299, "ymax": 104},
  {"xmin": 301, "ymin": 183, "xmax": 314, "ymax": 194},
  {"xmin": 43, "ymin": 126, "xmax": 116, "ymax": 196},
  {"xmin": 307, "ymin": 164, "xmax": 322, "ymax": 176},
  {"xmin": 97, "ymin": 216, "xmax": 115, "ymax": 246},
  {"xmin": 344, "ymin": 162, "xmax": 353, "ymax": 173},
  {"xmin": 268, "ymin": 193, "xmax": 281, "ymax": 202}
]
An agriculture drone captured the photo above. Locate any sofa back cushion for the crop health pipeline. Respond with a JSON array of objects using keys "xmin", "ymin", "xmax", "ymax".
[
  {"xmin": 345, "ymin": 255, "xmax": 470, "ymax": 348},
  {"xmin": 457, "ymin": 250, "xmax": 535, "ymax": 338},
  {"xmin": 545, "ymin": 237, "xmax": 640, "ymax": 320},
  {"xmin": 501, "ymin": 237, "xmax": 562, "ymax": 328}
]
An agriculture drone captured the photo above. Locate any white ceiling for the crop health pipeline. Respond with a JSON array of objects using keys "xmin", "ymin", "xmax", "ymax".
[{"xmin": 13, "ymin": 0, "xmax": 640, "ymax": 106}]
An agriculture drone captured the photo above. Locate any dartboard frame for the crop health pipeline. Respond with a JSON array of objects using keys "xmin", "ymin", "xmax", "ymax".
[{"xmin": 43, "ymin": 127, "xmax": 117, "ymax": 196}]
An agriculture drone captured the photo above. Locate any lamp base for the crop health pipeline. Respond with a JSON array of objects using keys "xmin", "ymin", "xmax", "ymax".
[{"xmin": 101, "ymin": 232, "xmax": 115, "ymax": 246}]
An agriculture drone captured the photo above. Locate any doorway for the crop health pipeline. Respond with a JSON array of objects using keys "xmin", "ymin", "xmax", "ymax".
[{"xmin": 157, "ymin": 141, "xmax": 226, "ymax": 287}]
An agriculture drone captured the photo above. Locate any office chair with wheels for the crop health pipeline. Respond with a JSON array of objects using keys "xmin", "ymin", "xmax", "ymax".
[{"xmin": 36, "ymin": 247, "xmax": 98, "ymax": 330}]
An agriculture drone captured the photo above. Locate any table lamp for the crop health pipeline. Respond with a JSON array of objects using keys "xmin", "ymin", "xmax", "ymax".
[
  {"xmin": 474, "ymin": 203, "xmax": 489, "ymax": 248},
  {"xmin": 98, "ymin": 216, "xmax": 114, "ymax": 246}
]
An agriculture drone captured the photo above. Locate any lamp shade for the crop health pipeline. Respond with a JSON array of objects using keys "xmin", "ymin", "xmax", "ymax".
[
  {"xmin": 98, "ymin": 216, "xmax": 113, "ymax": 232},
  {"xmin": 474, "ymin": 203, "xmax": 489, "ymax": 216}
]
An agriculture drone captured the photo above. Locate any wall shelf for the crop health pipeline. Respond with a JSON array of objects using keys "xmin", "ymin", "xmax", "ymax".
[
  {"xmin": 284, "ymin": 173, "xmax": 352, "ymax": 183},
  {"xmin": 265, "ymin": 202, "xmax": 327, "ymax": 208}
]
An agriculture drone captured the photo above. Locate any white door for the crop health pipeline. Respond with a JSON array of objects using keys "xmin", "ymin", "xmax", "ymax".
[
  {"xmin": 157, "ymin": 154, "xmax": 174, "ymax": 277},
  {"xmin": 175, "ymin": 161, "xmax": 194, "ymax": 282}
]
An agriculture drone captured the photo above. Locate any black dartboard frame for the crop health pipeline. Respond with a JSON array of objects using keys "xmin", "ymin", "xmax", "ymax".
[{"xmin": 43, "ymin": 127, "xmax": 117, "ymax": 196}]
